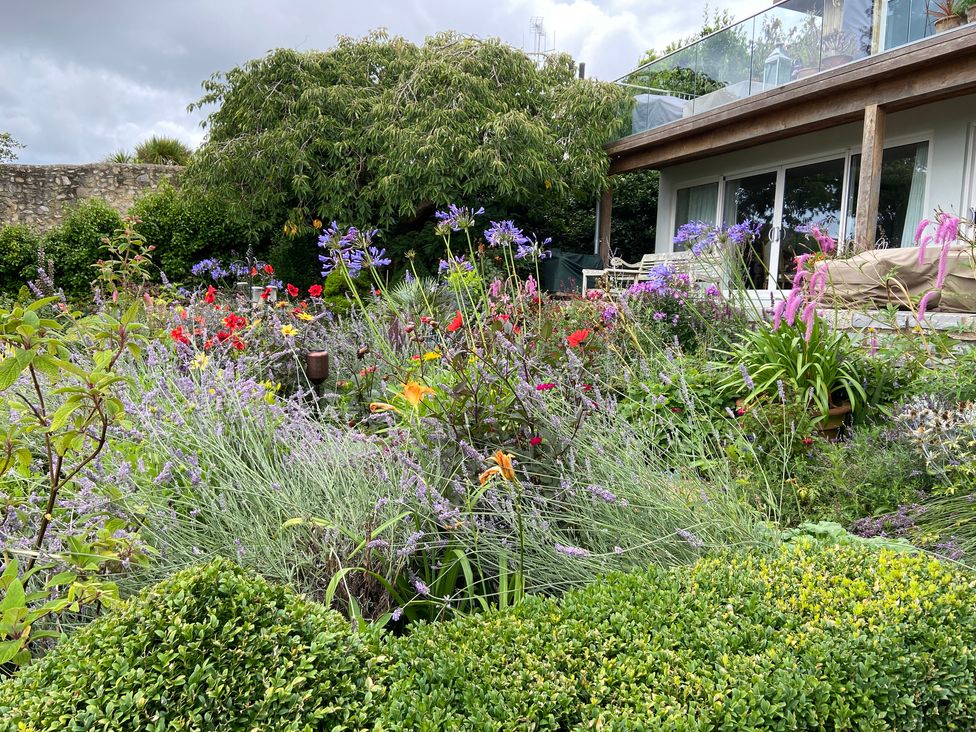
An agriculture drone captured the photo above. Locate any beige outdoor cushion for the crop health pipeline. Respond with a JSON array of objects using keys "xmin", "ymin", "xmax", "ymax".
[{"xmin": 823, "ymin": 245, "xmax": 976, "ymax": 313}]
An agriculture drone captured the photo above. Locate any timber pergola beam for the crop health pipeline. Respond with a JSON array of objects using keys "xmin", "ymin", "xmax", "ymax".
[{"xmin": 607, "ymin": 26, "xmax": 976, "ymax": 173}]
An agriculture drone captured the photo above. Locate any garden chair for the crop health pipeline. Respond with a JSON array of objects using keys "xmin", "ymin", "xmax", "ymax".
[{"xmin": 581, "ymin": 251, "xmax": 694, "ymax": 295}]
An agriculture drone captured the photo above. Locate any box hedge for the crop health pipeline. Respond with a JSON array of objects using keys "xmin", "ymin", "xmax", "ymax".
[
  {"xmin": 2, "ymin": 542, "xmax": 975, "ymax": 731},
  {"xmin": 0, "ymin": 560, "xmax": 379, "ymax": 732}
]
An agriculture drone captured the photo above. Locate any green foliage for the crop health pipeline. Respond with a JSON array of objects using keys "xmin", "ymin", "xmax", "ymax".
[
  {"xmin": 379, "ymin": 541, "xmax": 976, "ymax": 729},
  {"xmin": 5, "ymin": 544, "xmax": 974, "ymax": 729},
  {"xmin": 0, "ymin": 132, "xmax": 24, "ymax": 163},
  {"xmin": 792, "ymin": 424, "xmax": 933, "ymax": 524},
  {"xmin": 717, "ymin": 316, "xmax": 868, "ymax": 420},
  {"xmin": 130, "ymin": 181, "xmax": 239, "ymax": 278},
  {"xmin": 0, "ymin": 560, "xmax": 378, "ymax": 730},
  {"xmin": 0, "ymin": 225, "xmax": 40, "ymax": 296},
  {"xmin": 92, "ymin": 217, "xmax": 157, "ymax": 299},
  {"xmin": 267, "ymin": 231, "xmax": 321, "ymax": 291},
  {"xmin": 134, "ymin": 135, "xmax": 193, "ymax": 166},
  {"xmin": 104, "ymin": 150, "xmax": 134, "ymax": 164},
  {"xmin": 186, "ymin": 32, "xmax": 627, "ymax": 242},
  {"xmin": 43, "ymin": 199, "xmax": 123, "ymax": 299},
  {"xmin": 321, "ymin": 268, "xmax": 372, "ymax": 315}
]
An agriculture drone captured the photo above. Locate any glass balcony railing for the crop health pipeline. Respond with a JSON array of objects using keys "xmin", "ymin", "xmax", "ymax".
[{"xmin": 616, "ymin": 0, "xmax": 934, "ymax": 139}]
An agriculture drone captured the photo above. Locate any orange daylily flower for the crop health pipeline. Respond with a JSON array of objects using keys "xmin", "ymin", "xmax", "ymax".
[
  {"xmin": 479, "ymin": 450, "xmax": 516, "ymax": 485},
  {"xmin": 369, "ymin": 401, "xmax": 399, "ymax": 414},
  {"xmin": 402, "ymin": 379, "xmax": 435, "ymax": 408}
]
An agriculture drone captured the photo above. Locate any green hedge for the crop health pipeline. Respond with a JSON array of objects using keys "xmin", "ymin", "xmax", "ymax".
[
  {"xmin": 3, "ymin": 542, "xmax": 975, "ymax": 730},
  {"xmin": 131, "ymin": 181, "xmax": 241, "ymax": 279},
  {"xmin": 0, "ymin": 224, "xmax": 40, "ymax": 295},
  {"xmin": 0, "ymin": 560, "xmax": 378, "ymax": 732},
  {"xmin": 43, "ymin": 199, "xmax": 122, "ymax": 299}
]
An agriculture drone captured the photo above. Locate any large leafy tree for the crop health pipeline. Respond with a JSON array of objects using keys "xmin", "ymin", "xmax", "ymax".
[{"xmin": 186, "ymin": 31, "xmax": 627, "ymax": 243}]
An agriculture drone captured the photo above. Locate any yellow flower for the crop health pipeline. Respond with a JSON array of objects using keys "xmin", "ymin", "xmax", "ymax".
[
  {"xmin": 281, "ymin": 324, "xmax": 298, "ymax": 337},
  {"xmin": 479, "ymin": 450, "xmax": 516, "ymax": 485},
  {"xmin": 275, "ymin": 300, "xmax": 289, "ymax": 309},
  {"xmin": 295, "ymin": 311, "xmax": 314, "ymax": 321},
  {"xmin": 402, "ymin": 380, "xmax": 435, "ymax": 408},
  {"xmin": 312, "ymin": 219, "xmax": 323, "ymax": 229},
  {"xmin": 190, "ymin": 353, "xmax": 209, "ymax": 370},
  {"xmin": 422, "ymin": 351, "xmax": 441, "ymax": 361},
  {"xmin": 544, "ymin": 179, "xmax": 552, "ymax": 190}
]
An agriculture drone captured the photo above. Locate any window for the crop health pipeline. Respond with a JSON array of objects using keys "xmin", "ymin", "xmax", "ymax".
[
  {"xmin": 846, "ymin": 141, "xmax": 929, "ymax": 248},
  {"xmin": 673, "ymin": 182, "xmax": 719, "ymax": 250}
]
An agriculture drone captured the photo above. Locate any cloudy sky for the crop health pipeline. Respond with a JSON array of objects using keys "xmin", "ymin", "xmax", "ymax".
[{"xmin": 3, "ymin": 0, "xmax": 768, "ymax": 164}]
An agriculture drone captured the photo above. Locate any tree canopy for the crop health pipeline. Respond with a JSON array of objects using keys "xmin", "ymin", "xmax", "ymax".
[
  {"xmin": 185, "ymin": 31, "xmax": 627, "ymax": 242},
  {"xmin": 1, "ymin": 132, "xmax": 24, "ymax": 163}
]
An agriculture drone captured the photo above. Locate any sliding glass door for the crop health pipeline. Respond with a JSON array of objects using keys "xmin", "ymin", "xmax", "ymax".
[
  {"xmin": 778, "ymin": 158, "xmax": 846, "ymax": 288},
  {"xmin": 723, "ymin": 171, "xmax": 777, "ymax": 289},
  {"xmin": 722, "ymin": 156, "xmax": 846, "ymax": 290},
  {"xmin": 846, "ymin": 141, "xmax": 929, "ymax": 249}
]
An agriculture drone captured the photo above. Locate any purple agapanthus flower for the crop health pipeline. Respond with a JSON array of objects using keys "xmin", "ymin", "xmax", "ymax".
[
  {"xmin": 438, "ymin": 254, "xmax": 475, "ymax": 274},
  {"xmin": 484, "ymin": 220, "xmax": 530, "ymax": 248},
  {"xmin": 435, "ymin": 204, "xmax": 485, "ymax": 234},
  {"xmin": 318, "ymin": 223, "xmax": 387, "ymax": 278},
  {"xmin": 515, "ymin": 237, "xmax": 552, "ymax": 261}
]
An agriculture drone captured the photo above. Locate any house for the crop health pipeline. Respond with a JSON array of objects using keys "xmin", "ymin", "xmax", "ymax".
[{"xmin": 601, "ymin": 2, "xmax": 976, "ymax": 294}]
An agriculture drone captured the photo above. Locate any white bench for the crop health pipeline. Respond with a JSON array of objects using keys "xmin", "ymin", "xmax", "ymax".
[{"xmin": 581, "ymin": 251, "xmax": 699, "ymax": 295}]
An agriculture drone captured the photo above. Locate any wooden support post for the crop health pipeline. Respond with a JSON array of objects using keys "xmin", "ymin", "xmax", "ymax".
[
  {"xmin": 854, "ymin": 104, "xmax": 886, "ymax": 252},
  {"xmin": 598, "ymin": 187, "xmax": 613, "ymax": 265}
]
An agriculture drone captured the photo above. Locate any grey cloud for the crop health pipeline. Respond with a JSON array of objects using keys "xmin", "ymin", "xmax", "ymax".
[{"xmin": 3, "ymin": 0, "xmax": 764, "ymax": 164}]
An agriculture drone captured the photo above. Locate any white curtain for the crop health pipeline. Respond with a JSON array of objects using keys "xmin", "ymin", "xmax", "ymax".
[{"xmin": 901, "ymin": 142, "xmax": 928, "ymax": 247}]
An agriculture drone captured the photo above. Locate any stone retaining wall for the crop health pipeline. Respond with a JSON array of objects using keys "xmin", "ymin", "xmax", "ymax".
[{"xmin": 0, "ymin": 163, "xmax": 180, "ymax": 231}]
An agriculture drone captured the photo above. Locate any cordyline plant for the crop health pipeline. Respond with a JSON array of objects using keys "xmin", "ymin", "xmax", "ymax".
[{"xmin": 0, "ymin": 298, "xmax": 147, "ymax": 666}]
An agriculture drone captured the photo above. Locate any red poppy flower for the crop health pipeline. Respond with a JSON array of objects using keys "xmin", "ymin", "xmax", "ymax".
[
  {"xmin": 250, "ymin": 267, "xmax": 258, "ymax": 276},
  {"xmin": 260, "ymin": 286, "xmax": 272, "ymax": 301},
  {"xmin": 530, "ymin": 436, "xmax": 543, "ymax": 447},
  {"xmin": 567, "ymin": 329, "xmax": 590, "ymax": 348},
  {"xmin": 801, "ymin": 437, "xmax": 814, "ymax": 446},
  {"xmin": 263, "ymin": 264, "xmax": 274, "ymax": 275},
  {"xmin": 170, "ymin": 326, "xmax": 189, "ymax": 345},
  {"xmin": 535, "ymin": 383, "xmax": 556, "ymax": 391},
  {"xmin": 216, "ymin": 330, "xmax": 230, "ymax": 343},
  {"xmin": 286, "ymin": 283, "xmax": 299, "ymax": 297},
  {"xmin": 232, "ymin": 338, "xmax": 246, "ymax": 351},
  {"xmin": 446, "ymin": 310, "xmax": 463, "ymax": 333},
  {"xmin": 308, "ymin": 284, "xmax": 323, "ymax": 297},
  {"xmin": 203, "ymin": 285, "xmax": 216, "ymax": 304},
  {"xmin": 222, "ymin": 313, "xmax": 246, "ymax": 331},
  {"xmin": 581, "ymin": 383, "xmax": 593, "ymax": 392}
]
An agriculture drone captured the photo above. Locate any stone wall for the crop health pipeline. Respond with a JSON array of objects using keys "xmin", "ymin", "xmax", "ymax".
[{"xmin": 0, "ymin": 163, "xmax": 181, "ymax": 231}]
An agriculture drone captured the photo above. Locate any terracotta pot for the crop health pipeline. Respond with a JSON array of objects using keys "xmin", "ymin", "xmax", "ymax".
[
  {"xmin": 817, "ymin": 402, "xmax": 851, "ymax": 439},
  {"xmin": 935, "ymin": 15, "xmax": 965, "ymax": 32},
  {"xmin": 821, "ymin": 54, "xmax": 853, "ymax": 69},
  {"xmin": 968, "ymin": 5, "xmax": 976, "ymax": 22}
]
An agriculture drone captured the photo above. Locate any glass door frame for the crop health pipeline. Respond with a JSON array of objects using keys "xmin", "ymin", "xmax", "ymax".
[{"xmin": 717, "ymin": 150, "xmax": 856, "ymax": 293}]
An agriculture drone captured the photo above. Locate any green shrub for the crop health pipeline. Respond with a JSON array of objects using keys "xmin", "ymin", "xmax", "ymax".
[
  {"xmin": 43, "ymin": 199, "xmax": 122, "ymax": 299},
  {"xmin": 0, "ymin": 224, "xmax": 40, "ymax": 295},
  {"xmin": 379, "ymin": 542, "xmax": 976, "ymax": 730},
  {"xmin": 792, "ymin": 424, "xmax": 933, "ymax": 525},
  {"xmin": 0, "ymin": 560, "xmax": 378, "ymax": 731},
  {"xmin": 4, "ymin": 545, "xmax": 975, "ymax": 730},
  {"xmin": 131, "ymin": 181, "xmax": 240, "ymax": 278},
  {"xmin": 268, "ymin": 231, "xmax": 321, "ymax": 290}
]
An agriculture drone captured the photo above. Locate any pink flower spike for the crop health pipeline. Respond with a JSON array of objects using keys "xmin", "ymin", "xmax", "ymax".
[
  {"xmin": 772, "ymin": 299, "xmax": 786, "ymax": 331},
  {"xmin": 804, "ymin": 308, "xmax": 816, "ymax": 342},
  {"xmin": 918, "ymin": 234, "xmax": 932, "ymax": 266},
  {"xmin": 800, "ymin": 300, "xmax": 817, "ymax": 326},
  {"xmin": 784, "ymin": 290, "xmax": 803, "ymax": 326},
  {"xmin": 918, "ymin": 289, "xmax": 937, "ymax": 321},
  {"xmin": 936, "ymin": 242, "xmax": 951, "ymax": 289},
  {"xmin": 914, "ymin": 218, "xmax": 929, "ymax": 245}
]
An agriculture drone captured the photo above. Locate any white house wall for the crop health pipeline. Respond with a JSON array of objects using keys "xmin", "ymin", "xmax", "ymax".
[{"xmin": 654, "ymin": 93, "xmax": 976, "ymax": 253}]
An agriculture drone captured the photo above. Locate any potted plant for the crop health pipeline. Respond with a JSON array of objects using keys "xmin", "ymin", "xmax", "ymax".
[
  {"xmin": 821, "ymin": 30, "xmax": 858, "ymax": 69},
  {"xmin": 716, "ymin": 315, "xmax": 868, "ymax": 437},
  {"xmin": 928, "ymin": 0, "xmax": 966, "ymax": 31},
  {"xmin": 958, "ymin": 0, "xmax": 976, "ymax": 23}
]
